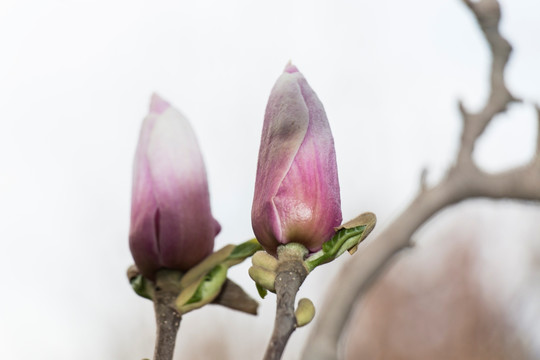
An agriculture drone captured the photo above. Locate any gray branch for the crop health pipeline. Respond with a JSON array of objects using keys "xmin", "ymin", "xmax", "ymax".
[
  {"xmin": 153, "ymin": 272, "xmax": 182, "ymax": 360},
  {"xmin": 264, "ymin": 260, "xmax": 308, "ymax": 360}
]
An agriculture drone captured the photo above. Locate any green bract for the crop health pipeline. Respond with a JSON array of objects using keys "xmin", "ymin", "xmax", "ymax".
[
  {"xmin": 129, "ymin": 238, "xmax": 263, "ymax": 315},
  {"xmin": 249, "ymin": 212, "xmax": 376, "ymax": 295}
]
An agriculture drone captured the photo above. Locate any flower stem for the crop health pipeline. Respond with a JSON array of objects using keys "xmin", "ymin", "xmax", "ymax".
[
  {"xmin": 264, "ymin": 259, "xmax": 308, "ymax": 360},
  {"xmin": 153, "ymin": 271, "xmax": 183, "ymax": 360}
]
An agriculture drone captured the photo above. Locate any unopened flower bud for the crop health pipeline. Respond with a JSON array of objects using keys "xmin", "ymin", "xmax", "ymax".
[
  {"xmin": 252, "ymin": 64, "xmax": 342, "ymax": 255},
  {"xmin": 129, "ymin": 94, "xmax": 220, "ymax": 279}
]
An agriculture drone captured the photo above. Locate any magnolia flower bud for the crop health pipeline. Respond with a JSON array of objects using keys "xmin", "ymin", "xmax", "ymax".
[
  {"xmin": 252, "ymin": 64, "xmax": 342, "ymax": 255},
  {"xmin": 129, "ymin": 94, "xmax": 220, "ymax": 279}
]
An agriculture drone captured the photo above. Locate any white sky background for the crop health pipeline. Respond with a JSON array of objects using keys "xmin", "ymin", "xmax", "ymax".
[{"xmin": 0, "ymin": 0, "xmax": 539, "ymax": 359}]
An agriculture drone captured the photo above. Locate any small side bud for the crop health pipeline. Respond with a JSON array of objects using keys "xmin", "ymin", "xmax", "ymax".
[
  {"xmin": 252, "ymin": 251, "xmax": 279, "ymax": 271},
  {"xmin": 248, "ymin": 266, "xmax": 276, "ymax": 292},
  {"xmin": 295, "ymin": 298, "xmax": 315, "ymax": 327}
]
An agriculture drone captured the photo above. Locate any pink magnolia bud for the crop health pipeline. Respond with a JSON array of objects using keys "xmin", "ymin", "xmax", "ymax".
[
  {"xmin": 252, "ymin": 64, "xmax": 342, "ymax": 255},
  {"xmin": 129, "ymin": 94, "xmax": 220, "ymax": 279}
]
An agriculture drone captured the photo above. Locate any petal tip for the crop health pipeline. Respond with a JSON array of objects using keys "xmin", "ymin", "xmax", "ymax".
[
  {"xmin": 284, "ymin": 61, "xmax": 299, "ymax": 74},
  {"xmin": 150, "ymin": 93, "xmax": 170, "ymax": 115}
]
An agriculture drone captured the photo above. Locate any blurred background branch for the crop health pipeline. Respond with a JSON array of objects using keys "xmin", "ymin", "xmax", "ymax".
[{"xmin": 303, "ymin": 1, "xmax": 540, "ymax": 359}]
